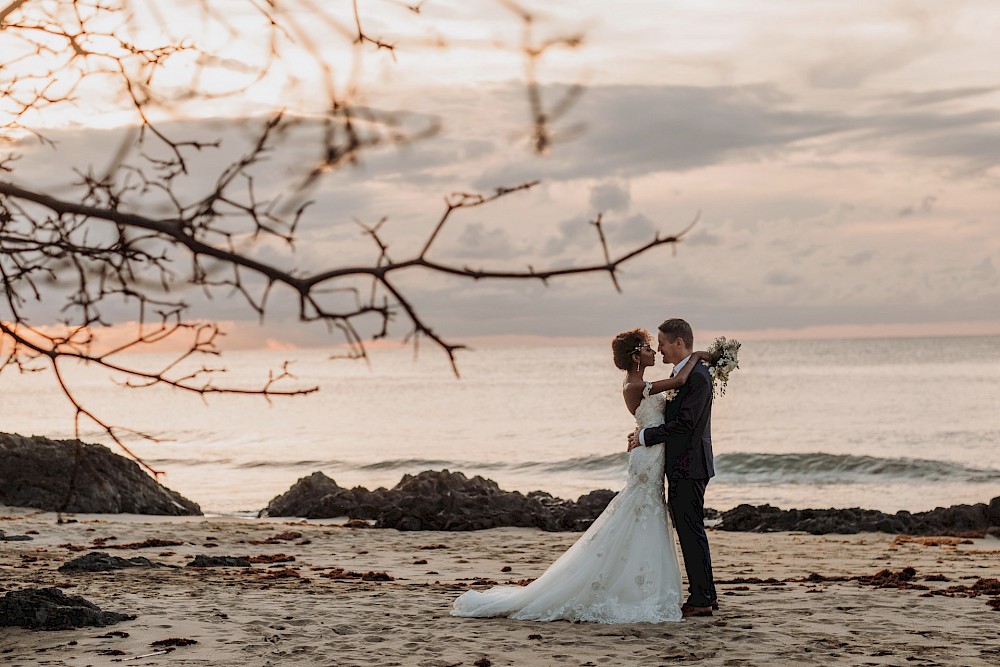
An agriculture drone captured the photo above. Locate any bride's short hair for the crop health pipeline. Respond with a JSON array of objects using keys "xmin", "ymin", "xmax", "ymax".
[{"xmin": 611, "ymin": 328, "xmax": 651, "ymax": 371}]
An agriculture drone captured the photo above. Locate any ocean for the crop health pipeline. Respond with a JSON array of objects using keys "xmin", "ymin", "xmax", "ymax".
[{"xmin": 3, "ymin": 335, "xmax": 999, "ymax": 516}]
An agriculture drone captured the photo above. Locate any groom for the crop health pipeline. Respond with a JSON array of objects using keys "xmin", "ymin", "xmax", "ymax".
[{"xmin": 627, "ymin": 318, "xmax": 717, "ymax": 617}]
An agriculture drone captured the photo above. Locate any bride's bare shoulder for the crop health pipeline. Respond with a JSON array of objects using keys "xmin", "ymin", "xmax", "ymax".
[
  {"xmin": 622, "ymin": 381, "xmax": 645, "ymax": 397},
  {"xmin": 623, "ymin": 381, "xmax": 646, "ymax": 415}
]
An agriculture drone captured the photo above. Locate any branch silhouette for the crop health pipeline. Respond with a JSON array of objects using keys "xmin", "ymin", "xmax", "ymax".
[{"xmin": 0, "ymin": 0, "xmax": 695, "ymax": 481}]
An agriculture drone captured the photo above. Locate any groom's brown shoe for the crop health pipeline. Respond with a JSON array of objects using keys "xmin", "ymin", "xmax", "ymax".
[{"xmin": 681, "ymin": 604, "xmax": 713, "ymax": 617}]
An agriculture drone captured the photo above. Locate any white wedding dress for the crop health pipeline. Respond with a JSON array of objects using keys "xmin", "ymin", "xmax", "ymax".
[{"xmin": 451, "ymin": 383, "xmax": 683, "ymax": 623}]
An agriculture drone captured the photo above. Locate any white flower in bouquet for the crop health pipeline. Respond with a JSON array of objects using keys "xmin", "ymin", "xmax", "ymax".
[
  {"xmin": 662, "ymin": 389, "xmax": 679, "ymax": 402},
  {"xmin": 705, "ymin": 336, "xmax": 741, "ymax": 396}
]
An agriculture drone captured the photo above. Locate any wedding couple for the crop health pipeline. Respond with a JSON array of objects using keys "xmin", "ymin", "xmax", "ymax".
[{"xmin": 452, "ymin": 318, "xmax": 718, "ymax": 623}]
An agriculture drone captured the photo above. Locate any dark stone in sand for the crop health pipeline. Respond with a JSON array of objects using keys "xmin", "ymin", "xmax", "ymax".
[
  {"xmin": 0, "ymin": 432, "xmax": 201, "ymax": 515},
  {"xmin": 58, "ymin": 552, "xmax": 156, "ymax": 572},
  {"xmin": 106, "ymin": 538, "xmax": 184, "ymax": 550},
  {"xmin": 261, "ymin": 470, "xmax": 619, "ymax": 531},
  {"xmin": 0, "ymin": 588, "xmax": 134, "ymax": 630},
  {"xmin": 0, "ymin": 530, "xmax": 33, "ymax": 541},
  {"xmin": 719, "ymin": 497, "xmax": 1000, "ymax": 536},
  {"xmin": 854, "ymin": 566, "xmax": 925, "ymax": 589},
  {"xmin": 322, "ymin": 567, "xmax": 394, "ymax": 581},
  {"xmin": 187, "ymin": 555, "xmax": 251, "ymax": 568},
  {"xmin": 151, "ymin": 637, "xmax": 198, "ymax": 647}
]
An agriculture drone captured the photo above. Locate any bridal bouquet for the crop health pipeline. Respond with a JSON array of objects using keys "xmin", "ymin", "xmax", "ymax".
[{"xmin": 705, "ymin": 336, "xmax": 741, "ymax": 396}]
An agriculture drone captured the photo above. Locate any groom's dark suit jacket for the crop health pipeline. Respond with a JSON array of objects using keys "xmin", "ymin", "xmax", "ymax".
[{"xmin": 644, "ymin": 361, "xmax": 715, "ymax": 480}]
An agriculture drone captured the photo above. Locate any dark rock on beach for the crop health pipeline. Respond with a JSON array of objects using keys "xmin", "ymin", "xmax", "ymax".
[
  {"xmin": 987, "ymin": 495, "xmax": 1000, "ymax": 526},
  {"xmin": 0, "ymin": 588, "xmax": 134, "ymax": 630},
  {"xmin": 0, "ymin": 432, "xmax": 201, "ymax": 515},
  {"xmin": 527, "ymin": 488, "xmax": 618, "ymax": 532},
  {"xmin": 187, "ymin": 555, "xmax": 252, "ymax": 568},
  {"xmin": 262, "ymin": 469, "xmax": 1000, "ymax": 535},
  {"xmin": 719, "ymin": 497, "xmax": 1000, "ymax": 536},
  {"xmin": 259, "ymin": 471, "xmax": 384, "ymax": 521},
  {"xmin": 377, "ymin": 470, "xmax": 558, "ymax": 531},
  {"xmin": 0, "ymin": 530, "xmax": 34, "ymax": 541},
  {"xmin": 151, "ymin": 637, "xmax": 199, "ymax": 647},
  {"xmin": 261, "ymin": 470, "xmax": 617, "ymax": 532},
  {"xmin": 58, "ymin": 552, "xmax": 157, "ymax": 572}
]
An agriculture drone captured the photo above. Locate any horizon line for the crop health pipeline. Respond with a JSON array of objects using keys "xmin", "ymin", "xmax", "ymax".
[{"xmin": 6, "ymin": 320, "xmax": 999, "ymax": 354}]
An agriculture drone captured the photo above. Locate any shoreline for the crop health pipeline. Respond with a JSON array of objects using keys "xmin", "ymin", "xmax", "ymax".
[{"xmin": 2, "ymin": 508, "xmax": 999, "ymax": 666}]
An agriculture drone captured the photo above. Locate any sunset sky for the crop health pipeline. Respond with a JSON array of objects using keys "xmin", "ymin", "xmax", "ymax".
[{"xmin": 6, "ymin": 0, "xmax": 1000, "ymax": 348}]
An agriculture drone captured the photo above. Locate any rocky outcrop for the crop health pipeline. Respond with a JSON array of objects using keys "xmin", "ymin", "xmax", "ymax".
[
  {"xmin": 719, "ymin": 498, "xmax": 1000, "ymax": 536},
  {"xmin": 526, "ymin": 489, "xmax": 619, "ymax": 532},
  {"xmin": 376, "ymin": 471, "xmax": 559, "ymax": 531},
  {"xmin": 0, "ymin": 432, "xmax": 201, "ymax": 515},
  {"xmin": 0, "ymin": 588, "xmax": 134, "ymax": 630},
  {"xmin": 988, "ymin": 496, "xmax": 1000, "ymax": 526},
  {"xmin": 263, "ymin": 469, "xmax": 1000, "ymax": 535},
  {"xmin": 261, "ymin": 470, "xmax": 618, "ymax": 532},
  {"xmin": 259, "ymin": 471, "xmax": 384, "ymax": 521}
]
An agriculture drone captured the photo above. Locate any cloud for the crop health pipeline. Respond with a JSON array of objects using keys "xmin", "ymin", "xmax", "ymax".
[
  {"xmin": 799, "ymin": 4, "xmax": 954, "ymax": 91},
  {"xmin": 806, "ymin": 45, "xmax": 925, "ymax": 90},
  {"xmin": 684, "ymin": 229, "xmax": 723, "ymax": 247},
  {"xmin": 22, "ymin": 82, "xmax": 1000, "ymax": 197},
  {"xmin": 899, "ymin": 130, "xmax": 1000, "ymax": 171},
  {"xmin": 872, "ymin": 108, "xmax": 1000, "ymax": 137},
  {"xmin": 971, "ymin": 257, "xmax": 997, "ymax": 284},
  {"xmin": 474, "ymin": 84, "xmax": 854, "ymax": 186},
  {"xmin": 460, "ymin": 84, "xmax": 1000, "ymax": 188},
  {"xmin": 589, "ymin": 181, "xmax": 630, "ymax": 212},
  {"xmin": 764, "ymin": 270, "xmax": 803, "ymax": 286},
  {"xmin": 451, "ymin": 223, "xmax": 520, "ymax": 260},
  {"xmin": 879, "ymin": 86, "xmax": 1000, "ymax": 108},
  {"xmin": 843, "ymin": 250, "xmax": 875, "ymax": 266},
  {"xmin": 542, "ymin": 215, "xmax": 597, "ymax": 257},
  {"xmin": 7, "ymin": 73, "xmax": 1000, "ymax": 342},
  {"xmin": 610, "ymin": 213, "xmax": 656, "ymax": 246},
  {"xmin": 898, "ymin": 196, "xmax": 937, "ymax": 217}
]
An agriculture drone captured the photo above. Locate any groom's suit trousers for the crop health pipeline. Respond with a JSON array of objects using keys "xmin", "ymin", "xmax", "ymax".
[{"xmin": 668, "ymin": 478, "xmax": 717, "ymax": 608}]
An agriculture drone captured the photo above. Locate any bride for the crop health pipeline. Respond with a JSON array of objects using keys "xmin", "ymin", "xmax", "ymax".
[{"xmin": 451, "ymin": 329, "xmax": 709, "ymax": 623}]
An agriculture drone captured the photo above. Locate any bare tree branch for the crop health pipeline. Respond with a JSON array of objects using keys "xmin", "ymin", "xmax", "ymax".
[{"xmin": 0, "ymin": 0, "xmax": 695, "ymax": 479}]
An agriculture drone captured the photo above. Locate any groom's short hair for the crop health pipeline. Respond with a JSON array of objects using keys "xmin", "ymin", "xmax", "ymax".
[{"xmin": 658, "ymin": 318, "xmax": 694, "ymax": 349}]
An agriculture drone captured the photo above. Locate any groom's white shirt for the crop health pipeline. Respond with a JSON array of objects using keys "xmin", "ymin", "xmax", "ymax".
[
  {"xmin": 638, "ymin": 354, "xmax": 693, "ymax": 447},
  {"xmin": 672, "ymin": 354, "xmax": 693, "ymax": 377}
]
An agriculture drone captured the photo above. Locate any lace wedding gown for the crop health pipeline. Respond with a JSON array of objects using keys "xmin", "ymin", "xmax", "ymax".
[{"xmin": 451, "ymin": 383, "xmax": 683, "ymax": 623}]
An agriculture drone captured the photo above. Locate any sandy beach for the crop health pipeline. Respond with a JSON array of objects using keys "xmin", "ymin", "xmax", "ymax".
[{"xmin": 2, "ymin": 505, "xmax": 999, "ymax": 667}]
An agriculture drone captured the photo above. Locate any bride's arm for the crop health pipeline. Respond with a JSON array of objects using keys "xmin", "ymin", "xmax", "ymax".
[{"xmin": 645, "ymin": 351, "xmax": 710, "ymax": 394}]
